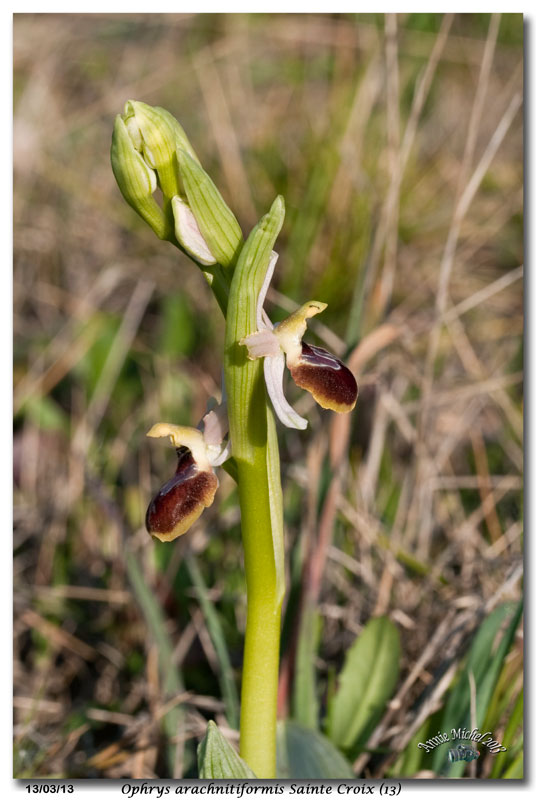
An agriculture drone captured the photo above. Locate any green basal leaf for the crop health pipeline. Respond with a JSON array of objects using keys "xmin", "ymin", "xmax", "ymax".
[
  {"xmin": 198, "ymin": 721, "xmax": 257, "ymax": 779},
  {"xmin": 327, "ymin": 616, "xmax": 400, "ymax": 752},
  {"xmin": 277, "ymin": 720, "xmax": 355, "ymax": 779}
]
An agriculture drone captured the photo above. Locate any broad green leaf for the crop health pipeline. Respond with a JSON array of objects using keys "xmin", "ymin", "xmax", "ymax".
[
  {"xmin": 327, "ymin": 616, "xmax": 400, "ymax": 752},
  {"xmin": 277, "ymin": 720, "xmax": 354, "ymax": 779},
  {"xmin": 198, "ymin": 721, "xmax": 257, "ymax": 779}
]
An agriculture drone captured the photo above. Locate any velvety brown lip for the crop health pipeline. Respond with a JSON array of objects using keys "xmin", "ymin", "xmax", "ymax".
[
  {"xmin": 289, "ymin": 342, "xmax": 358, "ymax": 413},
  {"xmin": 146, "ymin": 446, "xmax": 218, "ymax": 541}
]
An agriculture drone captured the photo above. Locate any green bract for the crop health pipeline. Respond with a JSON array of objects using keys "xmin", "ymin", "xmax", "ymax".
[{"xmin": 178, "ymin": 149, "xmax": 244, "ymax": 271}]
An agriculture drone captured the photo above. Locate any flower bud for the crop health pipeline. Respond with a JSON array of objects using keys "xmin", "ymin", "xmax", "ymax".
[
  {"xmin": 111, "ymin": 115, "xmax": 172, "ymax": 240},
  {"xmin": 171, "ymin": 196, "xmax": 217, "ymax": 266},
  {"xmin": 178, "ymin": 149, "xmax": 243, "ymax": 270},
  {"xmin": 153, "ymin": 106, "xmax": 201, "ymax": 166},
  {"xmin": 123, "ymin": 100, "xmax": 180, "ymax": 201}
]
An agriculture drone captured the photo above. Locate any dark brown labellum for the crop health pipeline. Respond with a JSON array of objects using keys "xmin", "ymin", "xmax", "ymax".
[
  {"xmin": 290, "ymin": 342, "xmax": 358, "ymax": 413},
  {"xmin": 146, "ymin": 446, "xmax": 218, "ymax": 542}
]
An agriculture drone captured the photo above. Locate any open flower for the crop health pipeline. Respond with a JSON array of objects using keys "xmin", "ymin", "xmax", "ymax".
[
  {"xmin": 145, "ymin": 406, "xmax": 229, "ymax": 542},
  {"xmin": 240, "ymin": 252, "xmax": 358, "ymax": 429}
]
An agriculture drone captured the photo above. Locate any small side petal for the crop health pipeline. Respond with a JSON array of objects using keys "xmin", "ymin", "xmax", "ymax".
[
  {"xmin": 288, "ymin": 342, "xmax": 358, "ymax": 413},
  {"xmin": 256, "ymin": 250, "xmax": 279, "ymax": 329},
  {"xmin": 202, "ymin": 406, "xmax": 229, "ymax": 447},
  {"xmin": 240, "ymin": 329, "xmax": 281, "ymax": 360},
  {"xmin": 264, "ymin": 351, "xmax": 308, "ymax": 430},
  {"xmin": 146, "ymin": 447, "xmax": 218, "ymax": 542}
]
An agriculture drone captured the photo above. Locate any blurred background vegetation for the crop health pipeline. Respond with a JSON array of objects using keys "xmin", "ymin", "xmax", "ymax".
[{"xmin": 13, "ymin": 13, "xmax": 523, "ymax": 779}]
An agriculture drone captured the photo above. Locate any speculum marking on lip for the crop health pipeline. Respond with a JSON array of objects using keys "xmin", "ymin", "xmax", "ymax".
[
  {"xmin": 146, "ymin": 446, "xmax": 218, "ymax": 541},
  {"xmin": 289, "ymin": 342, "xmax": 358, "ymax": 413}
]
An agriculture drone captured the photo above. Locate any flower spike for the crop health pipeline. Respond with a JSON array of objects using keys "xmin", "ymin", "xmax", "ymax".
[
  {"xmin": 239, "ymin": 255, "xmax": 358, "ymax": 428},
  {"xmin": 145, "ymin": 410, "xmax": 229, "ymax": 542}
]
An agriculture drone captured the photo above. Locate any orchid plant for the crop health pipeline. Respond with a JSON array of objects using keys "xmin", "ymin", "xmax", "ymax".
[{"xmin": 111, "ymin": 101, "xmax": 358, "ymax": 778}]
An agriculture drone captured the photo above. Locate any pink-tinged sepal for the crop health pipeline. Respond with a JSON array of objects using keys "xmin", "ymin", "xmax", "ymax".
[
  {"xmin": 289, "ymin": 342, "xmax": 358, "ymax": 413},
  {"xmin": 146, "ymin": 446, "xmax": 218, "ymax": 542}
]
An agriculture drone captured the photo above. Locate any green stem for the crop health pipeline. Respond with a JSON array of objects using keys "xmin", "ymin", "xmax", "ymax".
[
  {"xmin": 224, "ymin": 197, "xmax": 286, "ymax": 778},
  {"xmin": 202, "ymin": 262, "xmax": 230, "ymax": 316},
  {"xmin": 236, "ymin": 414, "xmax": 282, "ymax": 777}
]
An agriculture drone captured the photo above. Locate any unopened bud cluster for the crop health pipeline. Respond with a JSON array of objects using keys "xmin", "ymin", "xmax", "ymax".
[{"xmin": 111, "ymin": 100, "xmax": 243, "ymax": 270}]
